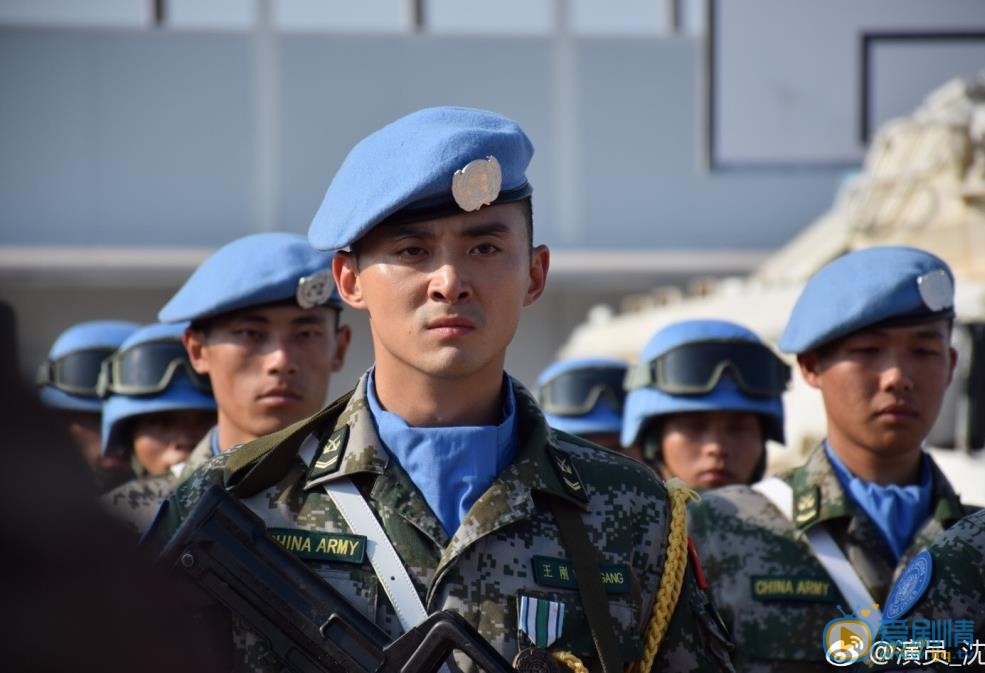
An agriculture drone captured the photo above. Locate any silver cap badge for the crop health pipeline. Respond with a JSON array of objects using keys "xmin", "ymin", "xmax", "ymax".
[
  {"xmin": 296, "ymin": 270, "xmax": 333, "ymax": 309},
  {"xmin": 452, "ymin": 156, "xmax": 502, "ymax": 212},
  {"xmin": 917, "ymin": 269, "xmax": 953, "ymax": 311}
]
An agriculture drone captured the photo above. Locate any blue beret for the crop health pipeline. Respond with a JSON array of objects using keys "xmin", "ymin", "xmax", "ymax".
[
  {"xmin": 159, "ymin": 232, "xmax": 341, "ymax": 323},
  {"xmin": 308, "ymin": 106, "xmax": 534, "ymax": 251},
  {"xmin": 537, "ymin": 357, "xmax": 626, "ymax": 436},
  {"xmin": 39, "ymin": 320, "xmax": 139, "ymax": 413},
  {"xmin": 622, "ymin": 320, "xmax": 785, "ymax": 447},
  {"xmin": 101, "ymin": 322, "xmax": 216, "ymax": 457},
  {"xmin": 779, "ymin": 246, "xmax": 955, "ymax": 354}
]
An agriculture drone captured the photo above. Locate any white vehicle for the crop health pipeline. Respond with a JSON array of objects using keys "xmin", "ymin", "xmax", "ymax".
[{"xmin": 558, "ymin": 77, "xmax": 985, "ymax": 504}]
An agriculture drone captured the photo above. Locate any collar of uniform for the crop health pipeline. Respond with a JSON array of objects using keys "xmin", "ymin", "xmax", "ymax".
[
  {"xmin": 504, "ymin": 379, "xmax": 591, "ymax": 511},
  {"xmin": 302, "ymin": 372, "xmax": 389, "ymax": 491},
  {"xmin": 782, "ymin": 443, "xmax": 853, "ymax": 529},
  {"xmin": 225, "ymin": 391, "xmax": 354, "ymax": 498},
  {"xmin": 925, "ymin": 455, "xmax": 967, "ymax": 525}
]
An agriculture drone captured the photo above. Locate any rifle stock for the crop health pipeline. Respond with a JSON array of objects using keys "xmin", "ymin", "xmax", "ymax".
[{"xmin": 156, "ymin": 484, "xmax": 516, "ymax": 673}]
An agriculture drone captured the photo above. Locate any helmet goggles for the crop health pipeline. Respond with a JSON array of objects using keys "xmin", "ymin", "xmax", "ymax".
[
  {"xmin": 625, "ymin": 339, "xmax": 790, "ymax": 398},
  {"xmin": 36, "ymin": 347, "xmax": 115, "ymax": 396},
  {"xmin": 98, "ymin": 338, "xmax": 210, "ymax": 397},
  {"xmin": 538, "ymin": 365, "xmax": 627, "ymax": 416}
]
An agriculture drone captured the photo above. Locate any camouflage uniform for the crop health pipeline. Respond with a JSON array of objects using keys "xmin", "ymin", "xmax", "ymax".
[
  {"xmin": 101, "ymin": 432, "xmax": 211, "ymax": 535},
  {"xmin": 156, "ymin": 373, "xmax": 734, "ymax": 673},
  {"xmin": 687, "ymin": 444, "xmax": 970, "ymax": 672},
  {"xmin": 894, "ymin": 508, "xmax": 985, "ymax": 655}
]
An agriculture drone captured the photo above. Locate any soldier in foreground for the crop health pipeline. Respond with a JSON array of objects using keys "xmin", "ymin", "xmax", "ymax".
[
  {"xmin": 621, "ymin": 320, "xmax": 788, "ymax": 489},
  {"xmin": 688, "ymin": 246, "xmax": 974, "ymax": 671},
  {"xmin": 535, "ymin": 357, "xmax": 627, "ymax": 452},
  {"xmin": 105, "ymin": 232, "xmax": 351, "ymax": 532},
  {"xmin": 149, "ymin": 107, "xmax": 733, "ymax": 672}
]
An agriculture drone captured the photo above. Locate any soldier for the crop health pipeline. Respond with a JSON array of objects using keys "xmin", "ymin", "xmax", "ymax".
[
  {"xmin": 148, "ymin": 107, "xmax": 734, "ymax": 673},
  {"xmin": 37, "ymin": 319, "xmax": 139, "ymax": 492},
  {"xmin": 687, "ymin": 246, "xmax": 974, "ymax": 671},
  {"xmin": 880, "ymin": 507, "xmax": 985, "ymax": 669},
  {"xmin": 535, "ymin": 357, "xmax": 627, "ymax": 452},
  {"xmin": 621, "ymin": 320, "xmax": 788, "ymax": 488},
  {"xmin": 104, "ymin": 232, "xmax": 352, "ymax": 532},
  {"xmin": 101, "ymin": 322, "xmax": 217, "ymax": 532}
]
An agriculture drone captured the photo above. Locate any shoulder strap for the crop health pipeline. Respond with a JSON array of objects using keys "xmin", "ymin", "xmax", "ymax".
[
  {"xmin": 296, "ymin": 434, "xmax": 429, "ymax": 633},
  {"xmin": 753, "ymin": 478, "xmax": 883, "ymax": 627},
  {"xmin": 548, "ymin": 497, "xmax": 623, "ymax": 673}
]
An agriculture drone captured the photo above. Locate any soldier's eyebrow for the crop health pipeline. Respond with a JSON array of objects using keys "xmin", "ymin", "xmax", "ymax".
[
  {"xmin": 461, "ymin": 222, "xmax": 510, "ymax": 238},
  {"xmin": 291, "ymin": 314, "xmax": 328, "ymax": 326},
  {"xmin": 388, "ymin": 224, "xmax": 436, "ymax": 241},
  {"xmin": 230, "ymin": 313, "xmax": 270, "ymax": 325}
]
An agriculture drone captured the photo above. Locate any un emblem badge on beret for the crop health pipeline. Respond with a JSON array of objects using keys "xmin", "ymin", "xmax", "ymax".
[
  {"xmin": 295, "ymin": 270, "xmax": 333, "ymax": 309},
  {"xmin": 917, "ymin": 269, "xmax": 953, "ymax": 311},
  {"xmin": 452, "ymin": 155, "xmax": 502, "ymax": 212}
]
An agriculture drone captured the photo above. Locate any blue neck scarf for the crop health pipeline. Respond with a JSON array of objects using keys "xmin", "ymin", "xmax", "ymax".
[
  {"xmin": 210, "ymin": 426, "xmax": 221, "ymax": 456},
  {"xmin": 824, "ymin": 442, "xmax": 932, "ymax": 563},
  {"xmin": 367, "ymin": 371, "xmax": 518, "ymax": 537}
]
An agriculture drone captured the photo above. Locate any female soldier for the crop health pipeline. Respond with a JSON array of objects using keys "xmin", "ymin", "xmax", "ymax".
[{"xmin": 621, "ymin": 319, "xmax": 789, "ymax": 488}]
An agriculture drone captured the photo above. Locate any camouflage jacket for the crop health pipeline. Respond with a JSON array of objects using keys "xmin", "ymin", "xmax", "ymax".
[
  {"xmin": 102, "ymin": 471, "xmax": 180, "ymax": 536},
  {"xmin": 892, "ymin": 507, "xmax": 985, "ymax": 662},
  {"xmin": 154, "ymin": 373, "xmax": 734, "ymax": 673},
  {"xmin": 175, "ymin": 427, "xmax": 216, "ymax": 483},
  {"xmin": 687, "ymin": 444, "xmax": 970, "ymax": 673},
  {"xmin": 101, "ymin": 432, "xmax": 212, "ymax": 536}
]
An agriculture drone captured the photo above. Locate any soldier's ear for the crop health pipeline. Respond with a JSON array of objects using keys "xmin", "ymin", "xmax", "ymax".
[
  {"xmin": 332, "ymin": 252, "xmax": 366, "ymax": 310},
  {"xmin": 797, "ymin": 352, "xmax": 822, "ymax": 390},
  {"xmin": 523, "ymin": 244, "xmax": 550, "ymax": 307},
  {"xmin": 183, "ymin": 328, "xmax": 210, "ymax": 375}
]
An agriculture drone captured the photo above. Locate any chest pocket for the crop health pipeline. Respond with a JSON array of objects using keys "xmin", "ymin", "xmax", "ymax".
[
  {"xmin": 736, "ymin": 597, "xmax": 838, "ymax": 663},
  {"xmin": 310, "ymin": 564, "xmax": 381, "ymax": 625},
  {"xmin": 513, "ymin": 590, "xmax": 641, "ymax": 663}
]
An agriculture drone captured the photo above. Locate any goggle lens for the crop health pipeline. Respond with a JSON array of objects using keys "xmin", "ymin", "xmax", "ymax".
[
  {"xmin": 539, "ymin": 366, "xmax": 627, "ymax": 416},
  {"xmin": 101, "ymin": 340, "xmax": 210, "ymax": 396},
  {"xmin": 628, "ymin": 340, "xmax": 790, "ymax": 398},
  {"xmin": 37, "ymin": 348, "xmax": 115, "ymax": 396}
]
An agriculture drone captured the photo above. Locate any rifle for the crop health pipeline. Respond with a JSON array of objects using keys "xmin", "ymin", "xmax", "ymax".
[{"xmin": 156, "ymin": 484, "xmax": 517, "ymax": 673}]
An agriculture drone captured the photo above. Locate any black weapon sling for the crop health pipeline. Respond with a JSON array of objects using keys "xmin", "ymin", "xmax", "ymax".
[{"xmin": 548, "ymin": 497, "xmax": 624, "ymax": 673}]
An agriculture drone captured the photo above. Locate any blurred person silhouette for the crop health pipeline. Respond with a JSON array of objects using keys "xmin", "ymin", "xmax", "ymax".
[
  {"xmin": 536, "ymin": 357, "xmax": 627, "ymax": 452},
  {"xmin": 622, "ymin": 319, "xmax": 789, "ymax": 489},
  {"xmin": 36, "ymin": 318, "xmax": 139, "ymax": 492},
  {"xmin": 0, "ymin": 302, "xmax": 223, "ymax": 673}
]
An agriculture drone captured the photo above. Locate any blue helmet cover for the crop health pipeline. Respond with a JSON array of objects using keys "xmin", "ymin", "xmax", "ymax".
[
  {"xmin": 39, "ymin": 320, "xmax": 139, "ymax": 413},
  {"xmin": 621, "ymin": 319, "xmax": 785, "ymax": 447},
  {"xmin": 100, "ymin": 322, "xmax": 216, "ymax": 456}
]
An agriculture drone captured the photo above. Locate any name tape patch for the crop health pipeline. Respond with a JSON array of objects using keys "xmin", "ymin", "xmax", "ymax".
[
  {"xmin": 270, "ymin": 528, "xmax": 367, "ymax": 564},
  {"xmin": 532, "ymin": 555, "xmax": 630, "ymax": 594},
  {"xmin": 751, "ymin": 575, "xmax": 836, "ymax": 602}
]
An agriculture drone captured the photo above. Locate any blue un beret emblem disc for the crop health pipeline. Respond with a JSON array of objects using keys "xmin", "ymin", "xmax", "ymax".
[
  {"xmin": 296, "ymin": 270, "xmax": 333, "ymax": 309},
  {"xmin": 883, "ymin": 550, "xmax": 933, "ymax": 620},
  {"xmin": 917, "ymin": 269, "xmax": 953, "ymax": 312},
  {"xmin": 452, "ymin": 156, "xmax": 502, "ymax": 212}
]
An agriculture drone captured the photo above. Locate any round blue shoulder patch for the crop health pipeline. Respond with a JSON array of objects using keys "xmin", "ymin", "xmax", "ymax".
[{"xmin": 884, "ymin": 550, "xmax": 934, "ymax": 620}]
